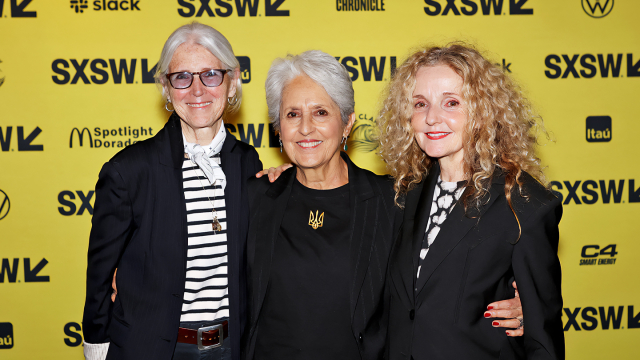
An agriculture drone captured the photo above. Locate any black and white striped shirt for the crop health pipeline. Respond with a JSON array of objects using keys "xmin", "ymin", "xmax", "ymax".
[{"xmin": 181, "ymin": 155, "xmax": 229, "ymax": 322}]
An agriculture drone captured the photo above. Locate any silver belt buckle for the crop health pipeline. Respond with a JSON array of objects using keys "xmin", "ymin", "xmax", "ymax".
[{"xmin": 197, "ymin": 323, "xmax": 223, "ymax": 350}]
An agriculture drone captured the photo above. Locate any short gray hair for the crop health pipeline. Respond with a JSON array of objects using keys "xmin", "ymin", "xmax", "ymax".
[
  {"xmin": 155, "ymin": 22, "xmax": 242, "ymax": 113},
  {"xmin": 265, "ymin": 50, "xmax": 355, "ymax": 131}
]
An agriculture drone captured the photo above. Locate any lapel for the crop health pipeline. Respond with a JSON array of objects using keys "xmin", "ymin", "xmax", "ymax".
[
  {"xmin": 156, "ymin": 113, "xmax": 189, "ymax": 280},
  {"xmin": 342, "ymin": 153, "xmax": 378, "ymax": 321},
  {"xmin": 388, "ymin": 166, "xmax": 437, "ymax": 310},
  {"xmin": 250, "ymin": 167, "xmax": 296, "ymax": 326},
  {"xmin": 219, "ymin": 132, "xmax": 241, "ymax": 290},
  {"xmin": 414, "ymin": 173, "xmax": 504, "ymax": 302}
]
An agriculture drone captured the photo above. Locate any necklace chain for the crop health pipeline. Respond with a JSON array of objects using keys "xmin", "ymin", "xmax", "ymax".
[{"xmin": 189, "ymin": 157, "xmax": 222, "ymax": 233}]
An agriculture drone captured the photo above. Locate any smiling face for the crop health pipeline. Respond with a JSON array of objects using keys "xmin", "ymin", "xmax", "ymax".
[
  {"xmin": 411, "ymin": 65, "xmax": 467, "ymax": 171},
  {"xmin": 279, "ymin": 75, "xmax": 354, "ymax": 171},
  {"xmin": 165, "ymin": 42, "xmax": 236, "ymax": 134}
]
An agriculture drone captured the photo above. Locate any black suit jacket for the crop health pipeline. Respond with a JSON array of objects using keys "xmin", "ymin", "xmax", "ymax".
[
  {"xmin": 82, "ymin": 113, "xmax": 262, "ymax": 360},
  {"xmin": 387, "ymin": 165, "xmax": 564, "ymax": 360},
  {"xmin": 244, "ymin": 153, "xmax": 402, "ymax": 360}
]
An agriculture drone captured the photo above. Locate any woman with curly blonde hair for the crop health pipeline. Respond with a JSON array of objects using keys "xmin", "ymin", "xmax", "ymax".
[{"xmin": 380, "ymin": 43, "xmax": 564, "ymax": 360}]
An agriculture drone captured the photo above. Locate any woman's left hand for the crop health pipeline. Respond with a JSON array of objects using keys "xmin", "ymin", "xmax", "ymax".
[
  {"xmin": 255, "ymin": 163, "xmax": 293, "ymax": 183},
  {"xmin": 484, "ymin": 281, "xmax": 524, "ymax": 337}
]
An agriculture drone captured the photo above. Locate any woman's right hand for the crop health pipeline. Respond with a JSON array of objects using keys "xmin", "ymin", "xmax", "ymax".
[
  {"xmin": 111, "ymin": 268, "xmax": 117, "ymax": 302},
  {"xmin": 255, "ymin": 163, "xmax": 293, "ymax": 183}
]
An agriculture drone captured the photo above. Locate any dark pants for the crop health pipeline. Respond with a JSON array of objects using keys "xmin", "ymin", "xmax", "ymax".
[{"xmin": 172, "ymin": 319, "xmax": 232, "ymax": 360}]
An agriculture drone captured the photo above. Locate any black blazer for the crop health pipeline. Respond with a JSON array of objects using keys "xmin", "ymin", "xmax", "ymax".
[
  {"xmin": 387, "ymin": 165, "xmax": 564, "ymax": 360},
  {"xmin": 82, "ymin": 113, "xmax": 262, "ymax": 360},
  {"xmin": 244, "ymin": 153, "xmax": 402, "ymax": 360}
]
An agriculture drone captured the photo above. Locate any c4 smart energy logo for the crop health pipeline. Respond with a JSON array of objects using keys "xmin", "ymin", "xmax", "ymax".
[
  {"xmin": 579, "ymin": 244, "xmax": 617, "ymax": 266},
  {"xmin": 0, "ymin": 0, "xmax": 36, "ymax": 17},
  {"xmin": 582, "ymin": 0, "xmax": 613, "ymax": 18},
  {"xmin": 586, "ymin": 116, "xmax": 611, "ymax": 142},
  {"xmin": 0, "ymin": 323, "xmax": 13, "ymax": 349},
  {"xmin": 70, "ymin": 0, "xmax": 140, "ymax": 13},
  {"xmin": 423, "ymin": 0, "xmax": 533, "ymax": 16},
  {"xmin": 0, "ymin": 190, "xmax": 9, "ymax": 221}
]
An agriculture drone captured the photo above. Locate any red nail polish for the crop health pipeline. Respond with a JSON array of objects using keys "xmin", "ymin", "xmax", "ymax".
[
  {"xmin": 487, "ymin": 305, "xmax": 494, "ymax": 310},
  {"xmin": 484, "ymin": 312, "xmax": 491, "ymax": 318},
  {"xmin": 492, "ymin": 321, "xmax": 499, "ymax": 326}
]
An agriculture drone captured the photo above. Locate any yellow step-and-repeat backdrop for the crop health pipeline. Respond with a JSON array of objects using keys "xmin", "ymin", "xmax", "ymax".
[{"xmin": 0, "ymin": 0, "xmax": 638, "ymax": 358}]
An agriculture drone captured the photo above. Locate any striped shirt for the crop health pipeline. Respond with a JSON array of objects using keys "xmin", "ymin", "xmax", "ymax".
[{"xmin": 181, "ymin": 155, "xmax": 229, "ymax": 322}]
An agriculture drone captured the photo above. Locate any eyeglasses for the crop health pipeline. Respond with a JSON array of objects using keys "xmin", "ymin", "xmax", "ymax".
[{"xmin": 165, "ymin": 69, "xmax": 231, "ymax": 89}]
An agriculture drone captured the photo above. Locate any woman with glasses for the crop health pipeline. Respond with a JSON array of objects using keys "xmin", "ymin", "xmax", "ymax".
[{"xmin": 82, "ymin": 22, "xmax": 261, "ymax": 360}]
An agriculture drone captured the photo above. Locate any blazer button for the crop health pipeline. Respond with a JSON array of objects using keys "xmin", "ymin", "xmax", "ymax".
[
  {"xmin": 409, "ymin": 309, "xmax": 415, "ymax": 320},
  {"xmin": 358, "ymin": 333, "xmax": 363, "ymax": 342}
]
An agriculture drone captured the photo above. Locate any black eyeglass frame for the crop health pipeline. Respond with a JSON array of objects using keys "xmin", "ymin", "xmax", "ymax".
[{"xmin": 165, "ymin": 69, "xmax": 232, "ymax": 89}]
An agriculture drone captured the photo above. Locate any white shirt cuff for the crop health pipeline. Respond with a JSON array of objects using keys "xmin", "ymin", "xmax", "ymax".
[{"xmin": 83, "ymin": 341, "xmax": 109, "ymax": 360}]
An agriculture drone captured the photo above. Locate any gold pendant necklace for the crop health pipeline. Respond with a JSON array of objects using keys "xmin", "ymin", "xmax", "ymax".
[{"xmin": 189, "ymin": 158, "xmax": 222, "ymax": 233}]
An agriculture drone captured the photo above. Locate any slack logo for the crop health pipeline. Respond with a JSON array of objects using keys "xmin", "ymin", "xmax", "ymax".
[{"xmin": 586, "ymin": 116, "xmax": 611, "ymax": 142}]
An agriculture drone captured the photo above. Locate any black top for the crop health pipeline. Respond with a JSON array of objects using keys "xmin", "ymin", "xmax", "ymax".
[{"xmin": 254, "ymin": 179, "xmax": 359, "ymax": 360}]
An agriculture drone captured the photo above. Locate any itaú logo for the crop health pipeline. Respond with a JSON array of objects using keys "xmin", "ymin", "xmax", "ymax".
[{"xmin": 582, "ymin": 0, "xmax": 613, "ymax": 18}]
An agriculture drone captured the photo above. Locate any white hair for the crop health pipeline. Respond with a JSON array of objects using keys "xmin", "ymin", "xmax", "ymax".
[
  {"xmin": 155, "ymin": 22, "xmax": 242, "ymax": 113},
  {"xmin": 265, "ymin": 50, "xmax": 355, "ymax": 131}
]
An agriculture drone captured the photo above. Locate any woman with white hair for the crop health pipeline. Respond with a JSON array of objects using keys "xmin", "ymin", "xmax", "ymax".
[
  {"xmin": 243, "ymin": 50, "xmax": 523, "ymax": 360},
  {"xmin": 82, "ymin": 22, "xmax": 261, "ymax": 360}
]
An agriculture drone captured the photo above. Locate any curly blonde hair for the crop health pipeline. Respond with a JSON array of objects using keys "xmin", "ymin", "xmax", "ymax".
[{"xmin": 378, "ymin": 43, "xmax": 546, "ymax": 221}]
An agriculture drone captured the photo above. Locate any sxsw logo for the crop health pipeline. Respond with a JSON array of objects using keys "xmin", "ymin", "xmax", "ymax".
[
  {"xmin": 178, "ymin": 0, "xmax": 289, "ymax": 17},
  {"xmin": 70, "ymin": 0, "xmax": 140, "ymax": 13},
  {"xmin": 58, "ymin": 190, "xmax": 94, "ymax": 216},
  {"xmin": 582, "ymin": 0, "xmax": 613, "ymax": 18},
  {"xmin": 579, "ymin": 244, "xmax": 617, "ymax": 266},
  {"xmin": 545, "ymin": 53, "xmax": 640, "ymax": 79},
  {"xmin": 0, "ymin": 0, "xmax": 37, "ymax": 17},
  {"xmin": 335, "ymin": 56, "xmax": 396, "ymax": 82},
  {"xmin": 64, "ymin": 322, "xmax": 83, "ymax": 347},
  {"xmin": 550, "ymin": 179, "xmax": 640, "ymax": 205},
  {"xmin": 0, "ymin": 258, "xmax": 50, "ymax": 283},
  {"xmin": 52, "ymin": 56, "xmax": 250, "ymax": 84},
  {"xmin": 586, "ymin": 116, "xmax": 611, "ymax": 142},
  {"xmin": 0, "ymin": 126, "xmax": 43, "ymax": 151},
  {"xmin": 563, "ymin": 305, "xmax": 640, "ymax": 331},
  {"xmin": 423, "ymin": 0, "xmax": 533, "ymax": 16},
  {"xmin": 0, "ymin": 323, "xmax": 12, "ymax": 349},
  {"xmin": 0, "ymin": 190, "xmax": 9, "ymax": 221}
]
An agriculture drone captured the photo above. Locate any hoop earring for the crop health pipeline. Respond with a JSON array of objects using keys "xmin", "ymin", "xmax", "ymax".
[
  {"xmin": 227, "ymin": 94, "xmax": 238, "ymax": 106},
  {"xmin": 341, "ymin": 136, "xmax": 348, "ymax": 151},
  {"xmin": 279, "ymin": 138, "xmax": 283, "ymax": 153},
  {"xmin": 165, "ymin": 99, "xmax": 174, "ymax": 112}
]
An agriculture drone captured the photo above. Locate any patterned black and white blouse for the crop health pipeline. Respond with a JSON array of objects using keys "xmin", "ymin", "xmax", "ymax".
[{"xmin": 416, "ymin": 176, "xmax": 466, "ymax": 279}]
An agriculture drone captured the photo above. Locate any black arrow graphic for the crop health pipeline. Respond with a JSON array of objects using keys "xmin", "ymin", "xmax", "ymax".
[
  {"xmin": 628, "ymin": 306, "xmax": 640, "ymax": 328},
  {"xmin": 627, "ymin": 54, "xmax": 640, "ymax": 77},
  {"xmin": 17, "ymin": 126, "xmax": 43, "ymax": 151},
  {"xmin": 629, "ymin": 180, "xmax": 640, "ymax": 203},
  {"xmin": 24, "ymin": 258, "xmax": 50, "ymax": 282},
  {"xmin": 265, "ymin": 0, "xmax": 289, "ymax": 16},
  {"xmin": 11, "ymin": 0, "xmax": 37, "ymax": 17},
  {"xmin": 510, "ymin": 0, "xmax": 533, "ymax": 15}
]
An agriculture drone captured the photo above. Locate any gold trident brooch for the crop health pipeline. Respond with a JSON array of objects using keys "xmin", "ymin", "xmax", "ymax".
[{"xmin": 309, "ymin": 210, "xmax": 324, "ymax": 230}]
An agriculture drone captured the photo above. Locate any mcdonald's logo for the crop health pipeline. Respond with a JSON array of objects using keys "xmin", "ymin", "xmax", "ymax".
[{"xmin": 69, "ymin": 127, "xmax": 93, "ymax": 148}]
